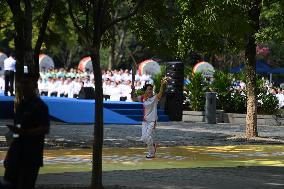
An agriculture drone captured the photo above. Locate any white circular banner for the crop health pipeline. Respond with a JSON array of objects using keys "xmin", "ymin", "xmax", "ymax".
[
  {"xmin": 39, "ymin": 54, "xmax": 54, "ymax": 71},
  {"xmin": 193, "ymin": 61, "xmax": 215, "ymax": 77},
  {"xmin": 138, "ymin": 59, "xmax": 161, "ymax": 76},
  {"xmin": 78, "ymin": 56, "xmax": 93, "ymax": 72}
]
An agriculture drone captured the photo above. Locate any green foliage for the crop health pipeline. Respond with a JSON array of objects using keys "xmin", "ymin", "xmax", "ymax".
[
  {"xmin": 257, "ymin": 1, "xmax": 284, "ymax": 43},
  {"xmin": 130, "ymin": 0, "xmax": 181, "ymax": 60},
  {"xmin": 186, "ymin": 72, "xmax": 208, "ymax": 111},
  {"xmin": 255, "ymin": 76, "xmax": 279, "ymax": 115},
  {"xmin": 211, "ymin": 71, "xmax": 233, "ymax": 111},
  {"xmin": 42, "ymin": 1, "xmax": 84, "ymax": 68},
  {"xmin": 258, "ymin": 93, "xmax": 279, "ymax": 115},
  {"xmin": 182, "ymin": 69, "xmax": 280, "ymax": 114},
  {"xmin": 255, "ymin": 76, "xmax": 267, "ymax": 101},
  {"xmin": 234, "ymin": 71, "xmax": 246, "ymax": 83},
  {"xmin": 230, "ymin": 92, "xmax": 247, "ymax": 113},
  {"xmin": 176, "ymin": 0, "xmax": 251, "ymax": 58},
  {"xmin": 256, "ymin": 1, "xmax": 284, "ymax": 66},
  {"xmin": 184, "ymin": 65, "xmax": 193, "ymax": 78},
  {"xmin": 152, "ymin": 65, "xmax": 166, "ymax": 94},
  {"xmin": 135, "ymin": 88, "xmax": 144, "ymax": 96},
  {"xmin": 0, "ymin": 1, "xmax": 14, "ymax": 52}
]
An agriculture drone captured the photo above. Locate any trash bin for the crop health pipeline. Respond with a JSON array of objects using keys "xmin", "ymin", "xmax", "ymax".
[{"xmin": 205, "ymin": 92, "xmax": 216, "ymax": 124}]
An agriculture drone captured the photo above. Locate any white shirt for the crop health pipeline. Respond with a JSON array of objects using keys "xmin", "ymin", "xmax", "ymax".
[
  {"xmin": 103, "ymin": 84, "xmax": 112, "ymax": 96},
  {"xmin": 47, "ymin": 81, "xmax": 59, "ymax": 95},
  {"xmin": 121, "ymin": 84, "xmax": 132, "ymax": 101},
  {"xmin": 138, "ymin": 95, "xmax": 158, "ymax": 122},
  {"xmin": 122, "ymin": 73, "xmax": 131, "ymax": 82},
  {"xmin": 109, "ymin": 85, "xmax": 122, "ymax": 101},
  {"xmin": 113, "ymin": 74, "xmax": 122, "ymax": 82},
  {"xmin": 57, "ymin": 82, "xmax": 67, "ymax": 95},
  {"xmin": 65, "ymin": 81, "xmax": 75, "ymax": 98},
  {"xmin": 38, "ymin": 80, "xmax": 48, "ymax": 92},
  {"xmin": 276, "ymin": 93, "xmax": 284, "ymax": 108},
  {"xmin": 4, "ymin": 57, "xmax": 16, "ymax": 71},
  {"xmin": 73, "ymin": 81, "xmax": 82, "ymax": 95}
]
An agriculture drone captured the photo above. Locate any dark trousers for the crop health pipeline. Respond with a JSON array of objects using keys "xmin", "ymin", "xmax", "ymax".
[
  {"xmin": 120, "ymin": 96, "xmax": 127, "ymax": 101},
  {"xmin": 4, "ymin": 163, "xmax": 40, "ymax": 189},
  {"xmin": 40, "ymin": 91, "xmax": 48, "ymax": 96},
  {"xmin": 4, "ymin": 70, "xmax": 14, "ymax": 96},
  {"xmin": 50, "ymin": 92, "xmax": 58, "ymax": 97}
]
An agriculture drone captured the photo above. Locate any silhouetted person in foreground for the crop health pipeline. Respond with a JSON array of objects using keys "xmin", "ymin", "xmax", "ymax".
[{"xmin": 2, "ymin": 73, "xmax": 50, "ymax": 189}]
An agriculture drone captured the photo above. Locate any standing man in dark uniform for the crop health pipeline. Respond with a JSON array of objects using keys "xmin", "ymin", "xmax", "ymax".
[
  {"xmin": 2, "ymin": 73, "xmax": 50, "ymax": 189},
  {"xmin": 4, "ymin": 53, "xmax": 16, "ymax": 96}
]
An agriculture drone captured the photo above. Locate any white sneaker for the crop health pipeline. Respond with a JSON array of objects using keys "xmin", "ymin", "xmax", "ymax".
[
  {"xmin": 146, "ymin": 153, "xmax": 155, "ymax": 158},
  {"xmin": 146, "ymin": 143, "xmax": 158, "ymax": 158}
]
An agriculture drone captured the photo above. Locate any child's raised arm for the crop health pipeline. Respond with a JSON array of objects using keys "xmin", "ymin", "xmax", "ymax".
[{"xmin": 157, "ymin": 76, "xmax": 169, "ymax": 100}]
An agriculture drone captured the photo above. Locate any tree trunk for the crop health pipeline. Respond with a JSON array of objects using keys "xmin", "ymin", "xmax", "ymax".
[
  {"xmin": 7, "ymin": 0, "xmax": 27, "ymax": 110},
  {"xmin": 24, "ymin": 0, "xmax": 34, "ymax": 75},
  {"xmin": 90, "ymin": 1, "xmax": 105, "ymax": 188},
  {"xmin": 245, "ymin": 0, "xmax": 261, "ymax": 138},
  {"xmin": 245, "ymin": 38, "xmax": 258, "ymax": 137},
  {"xmin": 90, "ymin": 46, "xmax": 104, "ymax": 189}
]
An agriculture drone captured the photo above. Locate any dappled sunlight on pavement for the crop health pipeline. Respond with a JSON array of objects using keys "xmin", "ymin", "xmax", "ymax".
[{"xmin": 0, "ymin": 145, "xmax": 283, "ymax": 175}]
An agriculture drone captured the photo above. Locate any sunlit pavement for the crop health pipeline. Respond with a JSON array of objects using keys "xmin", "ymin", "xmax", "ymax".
[
  {"xmin": 0, "ymin": 145, "xmax": 283, "ymax": 175},
  {"xmin": 1, "ymin": 121, "xmax": 284, "ymax": 188}
]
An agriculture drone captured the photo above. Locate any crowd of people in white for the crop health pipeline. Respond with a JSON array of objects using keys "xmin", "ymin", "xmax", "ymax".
[
  {"xmin": 0, "ymin": 68, "xmax": 153, "ymax": 102},
  {"xmin": 270, "ymin": 87, "xmax": 284, "ymax": 109},
  {"xmin": 0, "ymin": 67, "xmax": 283, "ymax": 108},
  {"xmin": 230, "ymin": 79, "xmax": 284, "ymax": 109}
]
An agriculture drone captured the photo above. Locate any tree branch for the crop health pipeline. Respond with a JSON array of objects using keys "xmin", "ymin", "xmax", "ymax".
[
  {"xmin": 67, "ymin": 0, "xmax": 84, "ymax": 34},
  {"xmin": 68, "ymin": 0, "xmax": 92, "ymax": 47},
  {"xmin": 33, "ymin": 0, "xmax": 55, "ymax": 77},
  {"xmin": 78, "ymin": 0, "xmax": 90, "ymax": 33},
  {"xmin": 103, "ymin": 0, "xmax": 145, "ymax": 33}
]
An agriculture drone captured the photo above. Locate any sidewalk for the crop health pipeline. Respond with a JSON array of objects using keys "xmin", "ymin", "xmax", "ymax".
[{"xmin": 36, "ymin": 166, "xmax": 284, "ymax": 189}]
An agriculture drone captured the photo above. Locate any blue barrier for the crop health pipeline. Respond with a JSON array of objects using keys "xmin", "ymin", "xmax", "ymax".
[{"xmin": 0, "ymin": 95, "xmax": 169, "ymax": 124}]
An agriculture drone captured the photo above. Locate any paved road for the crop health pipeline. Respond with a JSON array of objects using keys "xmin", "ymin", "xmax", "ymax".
[
  {"xmin": 36, "ymin": 166, "xmax": 284, "ymax": 189},
  {"xmin": 1, "ymin": 120, "xmax": 283, "ymax": 148},
  {"xmin": 0, "ymin": 120, "xmax": 284, "ymax": 188}
]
